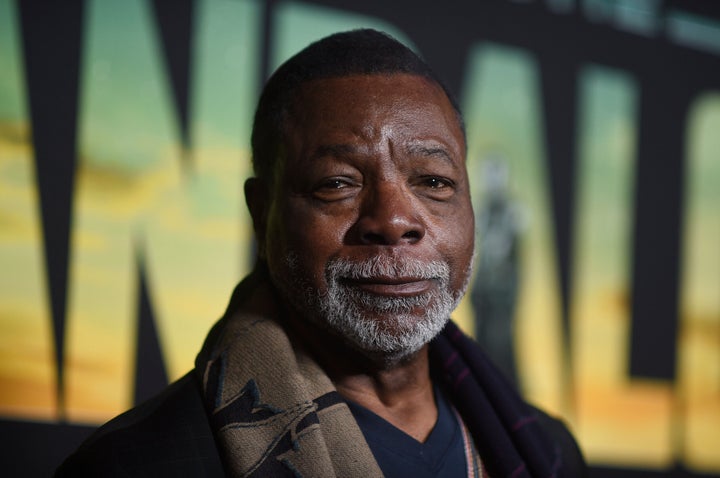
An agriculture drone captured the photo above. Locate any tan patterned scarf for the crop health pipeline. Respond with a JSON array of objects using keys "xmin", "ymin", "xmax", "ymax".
[{"xmin": 195, "ymin": 269, "xmax": 383, "ymax": 477}]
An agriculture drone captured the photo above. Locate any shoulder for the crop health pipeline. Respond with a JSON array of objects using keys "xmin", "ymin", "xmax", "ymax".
[
  {"xmin": 55, "ymin": 372, "xmax": 224, "ymax": 477},
  {"xmin": 430, "ymin": 322, "xmax": 588, "ymax": 477},
  {"xmin": 533, "ymin": 407, "xmax": 588, "ymax": 477}
]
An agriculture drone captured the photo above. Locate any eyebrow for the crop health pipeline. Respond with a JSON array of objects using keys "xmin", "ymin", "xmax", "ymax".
[
  {"xmin": 311, "ymin": 144, "xmax": 359, "ymax": 160},
  {"xmin": 405, "ymin": 143, "xmax": 456, "ymax": 167},
  {"xmin": 308, "ymin": 142, "xmax": 458, "ymax": 167}
]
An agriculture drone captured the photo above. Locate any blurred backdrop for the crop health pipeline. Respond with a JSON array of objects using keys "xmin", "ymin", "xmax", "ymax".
[{"xmin": 1, "ymin": 0, "xmax": 719, "ymax": 475}]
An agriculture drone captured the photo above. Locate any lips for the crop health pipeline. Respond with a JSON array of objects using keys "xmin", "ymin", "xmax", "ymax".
[{"xmin": 340, "ymin": 277, "xmax": 436, "ymax": 297}]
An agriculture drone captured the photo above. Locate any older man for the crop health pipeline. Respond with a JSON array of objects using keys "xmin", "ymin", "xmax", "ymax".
[{"xmin": 58, "ymin": 29, "xmax": 586, "ymax": 477}]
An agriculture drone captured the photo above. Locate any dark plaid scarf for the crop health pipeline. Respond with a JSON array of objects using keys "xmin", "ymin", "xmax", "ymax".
[
  {"xmin": 197, "ymin": 270, "xmax": 583, "ymax": 477},
  {"xmin": 432, "ymin": 321, "xmax": 579, "ymax": 477}
]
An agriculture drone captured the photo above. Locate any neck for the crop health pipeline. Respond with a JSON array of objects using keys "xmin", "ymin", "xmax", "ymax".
[
  {"xmin": 284, "ymin": 307, "xmax": 438, "ymax": 442},
  {"xmin": 334, "ymin": 348, "xmax": 438, "ymax": 443}
]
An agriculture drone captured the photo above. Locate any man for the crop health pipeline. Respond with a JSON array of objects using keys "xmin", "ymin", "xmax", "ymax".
[{"xmin": 58, "ymin": 29, "xmax": 586, "ymax": 477}]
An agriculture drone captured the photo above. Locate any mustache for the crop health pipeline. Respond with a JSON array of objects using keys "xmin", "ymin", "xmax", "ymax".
[{"xmin": 326, "ymin": 256, "xmax": 450, "ymax": 282}]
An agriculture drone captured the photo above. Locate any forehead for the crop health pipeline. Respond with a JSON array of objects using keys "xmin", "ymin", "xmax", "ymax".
[{"xmin": 282, "ymin": 74, "xmax": 465, "ymax": 158}]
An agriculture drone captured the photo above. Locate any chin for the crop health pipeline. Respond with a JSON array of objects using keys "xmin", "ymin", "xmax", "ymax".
[
  {"xmin": 328, "ymin": 328, "xmax": 429, "ymax": 368},
  {"xmin": 367, "ymin": 341, "xmax": 430, "ymax": 367},
  {"xmin": 320, "ymin": 310, "xmax": 450, "ymax": 367},
  {"xmin": 357, "ymin": 346, "xmax": 424, "ymax": 368}
]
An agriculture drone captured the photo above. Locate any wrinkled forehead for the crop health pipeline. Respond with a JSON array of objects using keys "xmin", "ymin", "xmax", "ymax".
[
  {"xmin": 284, "ymin": 73, "xmax": 464, "ymax": 136},
  {"xmin": 280, "ymin": 74, "xmax": 466, "ymax": 159}
]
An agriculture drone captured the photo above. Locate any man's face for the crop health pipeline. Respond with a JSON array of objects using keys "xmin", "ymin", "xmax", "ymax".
[{"xmin": 257, "ymin": 74, "xmax": 475, "ymax": 363}]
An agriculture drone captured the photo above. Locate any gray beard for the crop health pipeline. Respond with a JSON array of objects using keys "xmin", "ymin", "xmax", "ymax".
[{"xmin": 276, "ymin": 253, "xmax": 467, "ymax": 364}]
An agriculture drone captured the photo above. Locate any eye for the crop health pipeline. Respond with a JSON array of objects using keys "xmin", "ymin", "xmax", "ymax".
[
  {"xmin": 415, "ymin": 176, "xmax": 456, "ymax": 200},
  {"xmin": 320, "ymin": 178, "xmax": 350, "ymax": 189},
  {"xmin": 311, "ymin": 177, "xmax": 360, "ymax": 201},
  {"xmin": 424, "ymin": 177, "xmax": 451, "ymax": 189}
]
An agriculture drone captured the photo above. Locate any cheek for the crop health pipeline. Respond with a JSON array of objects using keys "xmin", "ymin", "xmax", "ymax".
[
  {"xmin": 266, "ymin": 201, "xmax": 350, "ymax": 280},
  {"xmin": 263, "ymin": 200, "xmax": 298, "ymax": 276},
  {"xmin": 287, "ymin": 200, "xmax": 353, "ymax": 250},
  {"xmin": 435, "ymin": 206, "xmax": 475, "ymax": 282},
  {"xmin": 447, "ymin": 230, "xmax": 475, "ymax": 270}
]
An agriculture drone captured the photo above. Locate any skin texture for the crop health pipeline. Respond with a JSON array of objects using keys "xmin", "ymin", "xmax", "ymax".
[{"xmin": 245, "ymin": 74, "xmax": 475, "ymax": 442}]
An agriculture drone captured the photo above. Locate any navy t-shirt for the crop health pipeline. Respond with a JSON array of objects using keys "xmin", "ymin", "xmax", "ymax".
[{"xmin": 346, "ymin": 388, "xmax": 468, "ymax": 478}]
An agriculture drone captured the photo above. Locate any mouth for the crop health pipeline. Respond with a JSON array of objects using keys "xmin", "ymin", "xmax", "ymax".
[{"xmin": 340, "ymin": 276, "xmax": 437, "ymax": 297}]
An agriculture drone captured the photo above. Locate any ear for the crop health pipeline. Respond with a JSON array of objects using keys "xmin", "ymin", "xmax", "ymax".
[{"xmin": 244, "ymin": 177, "xmax": 269, "ymax": 259}]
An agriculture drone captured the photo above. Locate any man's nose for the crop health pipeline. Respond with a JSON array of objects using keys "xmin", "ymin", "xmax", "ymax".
[{"xmin": 353, "ymin": 181, "xmax": 425, "ymax": 245}]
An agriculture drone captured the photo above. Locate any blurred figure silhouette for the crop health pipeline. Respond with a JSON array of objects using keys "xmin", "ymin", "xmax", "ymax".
[{"xmin": 471, "ymin": 155, "xmax": 523, "ymax": 386}]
